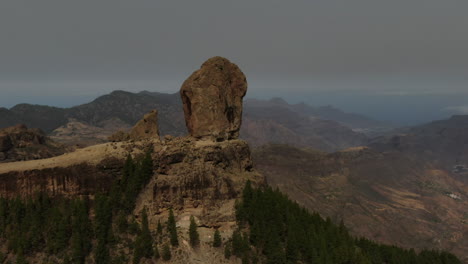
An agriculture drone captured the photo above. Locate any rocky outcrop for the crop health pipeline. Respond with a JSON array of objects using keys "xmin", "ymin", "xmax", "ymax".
[
  {"xmin": 0, "ymin": 135, "xmax": 263, "ymax": 202},
  {"xmin": 129, "ymin": 138, "xmax": 264, "ymax": 236},
  {"xmin": 109, "ymin": 110, "xmax": 161, "ymax": 142},
  {"xmin": 128, "ymin": 109, "xmax": 160, "ymax": 140},
  {"xmin": 180, "ymin": 57, "xmax": 247, "ymax": 141},
  {"xmin": 0, "ymin": 124, "xmax": 66, "ymax": 162}
]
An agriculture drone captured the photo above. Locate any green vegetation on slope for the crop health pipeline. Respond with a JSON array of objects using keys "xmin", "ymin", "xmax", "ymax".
[
  {"xmin": 0, "ymin": 150, "xmax": 160, "ymax": 264},
  {"xmin": 0, "ymin": 151, "xmax": 461, "ymax": 263},
  {"xmin": 230, "ymin": 181, "xmax": 461, "ymax": 264}
]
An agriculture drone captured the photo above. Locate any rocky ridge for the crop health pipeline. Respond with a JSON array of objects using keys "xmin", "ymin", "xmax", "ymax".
[
  {"xmin": 0, "ymin": 91, "xmax": 376, "ymax": 151},
  {"xmin": 0, "ymin": 124, "xmax": 67, "ymax": 162}
]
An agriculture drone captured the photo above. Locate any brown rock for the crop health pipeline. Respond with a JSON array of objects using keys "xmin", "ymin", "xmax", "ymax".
[
  {"xmin": 128, "ymin": 110, "xmax": 160, "ymax": 141},
  {"xmin": 108, "ymin": 130, "xmax": 130, "ymax": 142},
  {"xmin": 134, "ymin": 137, "xmax": 265, "ymax": 227},
  {"xmin": 180, "ymin": 56, "xmax": 247, "ymax": 140},
  {"xmin": 108, "ymin": 110, "xmax": 161, "ymax": 142}
]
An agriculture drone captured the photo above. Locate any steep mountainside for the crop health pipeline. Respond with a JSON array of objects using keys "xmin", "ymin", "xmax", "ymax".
[
  {"xmin": 0, "ymin": 91, "xmax": 185, "ymax": 137},
  {"xmin": 245, "ymin": 97, "xmax": 389, "ymax": 131},
  {"xmin": 68, "ymin": 91, "xmax": 185, "ymax": 137},
  {"xmin": 242, "ymin": 102, "xmax": 368, "ymax": 151},
  {"xmin": 0, "ymin": 92, "xmax": 374, "ymax": 151},
  {"xmin": 370, "ymin": 115, "xmax": 468, "ymax": 171},
  {"xmin": 253, "ymin": 114, "xmax": 468, "ymax": 262}
]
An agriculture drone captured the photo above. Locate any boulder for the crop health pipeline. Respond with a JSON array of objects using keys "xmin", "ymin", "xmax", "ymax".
[{"xmin": 180, "ymin": 56, "xmax": 247, "ymax": 140}]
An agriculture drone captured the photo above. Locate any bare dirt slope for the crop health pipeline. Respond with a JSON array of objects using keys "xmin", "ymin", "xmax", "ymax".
[{"xmin": 253, "ymin": 144, "xmax": 468, "ymax": 262}]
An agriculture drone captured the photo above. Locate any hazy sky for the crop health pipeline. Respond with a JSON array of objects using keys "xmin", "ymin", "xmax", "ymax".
[{"xmin": 1, "ymin": 0, "xmax": 467, "ymax": 124}]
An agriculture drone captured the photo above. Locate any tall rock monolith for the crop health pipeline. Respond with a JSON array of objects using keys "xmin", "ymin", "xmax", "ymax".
[{"xmin": 180, "ymin": 56, "xmax": 247, "ymax": 140}]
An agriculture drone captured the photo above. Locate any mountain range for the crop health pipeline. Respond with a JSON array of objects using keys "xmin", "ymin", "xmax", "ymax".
[
  {"xmin": 0, "ymin": 90, "xmax": 391, "ymax": 151},
  {"xmin": 253, "ymin": 115, "xmax": 468, "ymax": 261},
  {"xmin": 1, "ymin": 89, "xmax": 466, "ymax": 261}
]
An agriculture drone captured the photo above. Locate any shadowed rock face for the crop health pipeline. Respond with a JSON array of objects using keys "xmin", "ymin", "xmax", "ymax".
[
  {"xmin": 0, "ymin": 158, "xmax": 123, "ymax": 198},
  {"xmin": 180, "ymin": 57, "xmax": 247, "ymax": 141}
]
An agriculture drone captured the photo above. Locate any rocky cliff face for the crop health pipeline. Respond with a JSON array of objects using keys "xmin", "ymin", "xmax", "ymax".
[
  {"xmin": 180, "ymin": 57, "xmax": 247, "ymax": 141},
  {"xmin": 136, "ymin": 137, "xmax": 263, "ymax": 228},
  {"xmin": 0, "ymin": 158, "xmax": 121, "ymax": 198}
]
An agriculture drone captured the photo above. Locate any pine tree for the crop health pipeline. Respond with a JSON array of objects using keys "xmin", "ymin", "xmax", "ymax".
[
  {"xmin": 70, "ymin": 231, "xmax": 83, "ymax": 264},
  {"xmin": 154, "ymin": 245, "xmax": 160, "ymax": 259},
  {"xmin": 16, "ymin": 252, "xmax": 28, "ymax": 264},
  {"xmin": 242, "ymin": 253, "xmax": 250, "ymax": 264},
  {"xmin": 116, "ymin": 211, "xmax": 128, "ymax": 233},
  {"xmin": 162, "ymin": 244, "xmax": 171, "ymax": 261},
  {"xmin": 232, "ymin": 230, "xmax": 244, "ymax": 257},
  {"xmin": 140, "ymin": 209, "xmax": 154, "ymax": 258},
  {"xmin": 94, "ymin": 239, "xmax": 110, "ymax": 264},
  {"xmin": 132, "ymin": 247, "xmax": 142, "ymax": 264},
  {"xmin": 0, "ymin": 198, "xmax": 7, "ymax": 236},
  {"xmin": 213, "ymin": 229, "xmax": 222, "ymax": 247},
  {"xmin": 70, "ymin": 200, "xmax": 92, "ymax": 264},
  {"xmin": 224, "ymin": 243, "xmax": 232, "ymax": 259},
  {"xmin": 189, "ymin": 216, "xmax": 199, "ymax": 247},
  {"xmin": 156, "ymin": 220, "xmax": 163, "ymax": 235},
  {"xmin": 140, "ymin": 150, "xmax": 154, "ymax": 184},
  {"xmin": 47, "ymin": 206, "xmax": 68, "ymax": 254},
  {"xmin": 94, "ymin": 195, "xmax": 112, "ymax": 264},
  {"xmin": 133, "ymin": 209, "xmax": 154, "ymax": 264},
  {"xmin": 167, "ymin": 209, "xmax": 178, "ymax": 246}
]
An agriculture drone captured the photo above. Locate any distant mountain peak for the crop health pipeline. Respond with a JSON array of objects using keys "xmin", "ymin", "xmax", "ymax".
[{"xmin": 269, "ymin": 97, "xmax": 288, "ymax": 105}]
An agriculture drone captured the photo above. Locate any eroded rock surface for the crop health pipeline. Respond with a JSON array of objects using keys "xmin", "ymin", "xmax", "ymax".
[
  {"xmin": 136, "ymin": 137, "xmax": 264, "ymax": 229},
  {"xmin": 0, "ymin": 158, "xmax": 122, "ymax": 198},
  {"xmin": 180, "ymin": 56, "xmax": 247, "ymax": 140},
  {"xmin": 128, "ymin": 109, "xmax": 160, "ymax": 140},
  {"xmin": 109, "ymin": 110, "xmax": 161, "ymax": 142}
]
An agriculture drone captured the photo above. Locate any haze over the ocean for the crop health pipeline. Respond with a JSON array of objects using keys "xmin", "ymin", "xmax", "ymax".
[{"xmin": 1, "ymin": 0, "xmax": 467, "ymax": 125}]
